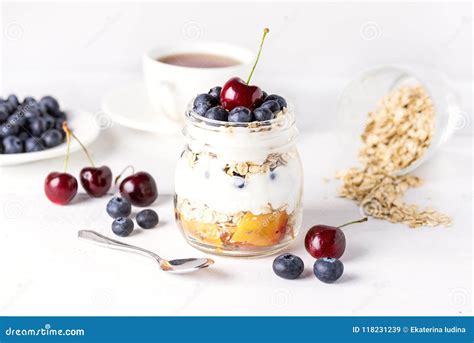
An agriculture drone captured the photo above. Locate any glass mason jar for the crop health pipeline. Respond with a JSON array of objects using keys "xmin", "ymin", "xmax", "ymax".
[
  {"xmin": 174, "ymin": 104, "xmax": 303, "ymax": 257},
  {"xmin": 336, "ymin": 65, "xmax": 462, "ymax": 175}
]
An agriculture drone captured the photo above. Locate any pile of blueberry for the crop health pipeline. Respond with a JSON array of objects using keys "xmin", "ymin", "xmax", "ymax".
[
  {"xmin": 0, "ymin": 94, "xmax": 66, "ymax": 154},
  {"xmin": 106, "ymin": 196, "xmax": 159, "ymax": 237},
  {"xmin": 193, "ymin": 86, "xmax": 287, "ymax": 123}
]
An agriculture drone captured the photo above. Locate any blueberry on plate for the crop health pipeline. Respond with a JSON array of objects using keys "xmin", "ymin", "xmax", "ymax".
[
  {"xmin": 313, "ymin": 258, "xmax": 344, "ymax": 283},
  {"xmin": 106, "ymin": 196, "xmax": 132, "ymax": 219},
  {"xmin": 228, "ymin": 106, "xmax": 253, "ymax": 123},
  {"xmin": 9, "ymin": 111, "xmax": 26, "ymax": 127},
  {"xmin": 262, "ymin": 91, "xmax": 268, "ymax": 100},
  {"xmin": 205, "ymin": 106, "xmax": 228, "ymax": 122},
  {"xmin": 25, "ymin": 137, "xmax": 44, "ymax": 152},
  {"xmin": 18, "ymin": 131, "xmax": 30, "ymax": 141},
  {"xmin": 193, "ymin": 94, "xmax": 218, "ymax": 116},
  {"xmin": 136, "ymin": 209, "xmax": 159, "ymax": 229},
  {"xmin": 112, "ymin": 217, "xmax": 134, "ymax": 237},
  {"xmin": 2, "ymin": 136, "xmax": 23, "ymax": 154},
  {"xmin": 27, "ymin": 117, "xmax": 46, "ymax": 137},
  {"xmin": 253, "ymin": 107, "xmax": 274, "ymax": 121},
  {"xmin": 55, "ymin": 117, "xmax": 66, "ymax": 131},
  {"xmin": 0, "ymin": 123, "xmax": 19, "ymax": 138},
  {"xmin": 43, "ymin": 114, "xmax": 56, "ymax": 130},
  {"xmin": 261, "ymin": 100, "xmax": 281, "ymax": 113},
  {"xmin": 39, "ymin": 96, "xmax": 60, "ymax": 115},
  {"xmin": 22, "ymin": 103, "xmax": 41, "ymax": 119},
  {"xmin": 42, "ymin": 129, "xmax": 63, "ymax": 148},
  {"xmin": 265, "ymin": 94, "xmax": 287, "ymax": 109},
  {"xmin": 23, "ymin": 96, "xmax": 37, "ymax": 105},
  {"xmin": 0, "ymin": 104, "xmax": 9, "ymax": 122},
  {"xmin": 7, "ymin": 95, "xmax": 19, "ymax": 108},
  {"xmin": 273, "ymin": 253, "xmax": 305, "ymax": 280},
  {"xmin": 208, "ymin": 86, "xmax": 222, "ymax": 100}
]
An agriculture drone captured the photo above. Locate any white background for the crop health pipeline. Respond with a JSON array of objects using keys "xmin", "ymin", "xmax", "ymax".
[{"xmin": 0, "ymin": 1, "xmax": 472, "ymax": 316}]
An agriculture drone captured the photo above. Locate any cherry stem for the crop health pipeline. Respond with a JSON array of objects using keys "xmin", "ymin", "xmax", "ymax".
[
  {"xmin": 63, "ymin": 123, "xmax": 95, "ymax": 167},
  {"xmin": 114, "ymin": 165, "xmax": 135, "ymax": 185},
  {"xmin": 62, "ymin": 122, "xmax": 71, "ymax": 173},
  {"xmin": 246, "ymin": 28, "xmax": 269, "ymax": 85},
  {"xmin": 337, "ymin": 217, "xmax": 368, "ymax": 229}
]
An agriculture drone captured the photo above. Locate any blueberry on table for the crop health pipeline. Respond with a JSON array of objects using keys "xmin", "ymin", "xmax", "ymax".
[
  {"xmin": 193, "ymin": 94, "xmax": 218, "ymax": 116},
  {"xmin": 112, "ymin": 217, "xmax": 134, "ymax": 237},
  {"xmin": 136, "ymin": 209, "xmax": 159, "ymax": 229},
  {"xmin": 106, "ymin": 196, "xmax": 132, "ymax": 219},
  {"xmin": 261, "ymin": 100, "xmax": 281, "ymax": 113},
  {"xmin": 205, "ymin": 106, "xmax": 228, "ymax": 122},
  {"xmin": 273, "ymin": 253, "xmax": 305, "ymax": 280},
  {"xmin": 42, "ymin": 129, "xmax": 63, "ymax": 148},
  {"xmin": 313, "ymin": 258, "xmax": 344, "ymax": 283},
  {"xmin": 253, "ymin": 107, "xmax": 274, "ymax": 121},
  {"xmin": 25, "ymin": 137, "xmax": 44, "ymax": 152},
  {"xmin": 39, "ymin": 96, "xmax": 60, "ymax": 115},
  {"xmin": 228, "ymin": 106, "xmax": 253, "ymax": 123},
  {"xmin": 2, "ymin": 136, "xmax": 23, "ymax": 154},
  {"xmin": 265, "ymin": 94, "xmax": 287, "ymax": 109},
  {"xmin": 208, "ymin": 86, "xmax": 222, "ymax": 100}
]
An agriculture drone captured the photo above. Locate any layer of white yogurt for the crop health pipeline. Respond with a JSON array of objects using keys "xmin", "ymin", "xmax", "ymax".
[{"xmin": 175, "ymin": 153, "xmax": 303, "ymax": 215}]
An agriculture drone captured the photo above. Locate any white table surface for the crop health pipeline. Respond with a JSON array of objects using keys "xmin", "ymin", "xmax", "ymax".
[{"xmin": 0, "ymin": 73, "xmax": 472, "ymax": 316}]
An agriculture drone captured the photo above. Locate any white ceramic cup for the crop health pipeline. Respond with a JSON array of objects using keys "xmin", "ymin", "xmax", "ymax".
[{"xmin": 143, "ymin": 42, "xmax": 254, "ymax": 122}]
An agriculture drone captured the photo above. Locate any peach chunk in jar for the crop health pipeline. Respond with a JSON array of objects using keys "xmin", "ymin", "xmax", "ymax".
[{"xmin": 231, "ymin": 210, "xmax": 288, "ymax": 247}]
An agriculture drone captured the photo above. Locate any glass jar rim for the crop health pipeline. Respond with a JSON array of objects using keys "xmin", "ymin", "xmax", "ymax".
[{"xmin": 185, "ymin": 101, "xmax": 296, "ymax": 134}]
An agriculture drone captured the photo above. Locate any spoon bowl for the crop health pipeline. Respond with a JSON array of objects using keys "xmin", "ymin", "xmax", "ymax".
[{"xmin": 78, "ymin": 230, "xmax": 214, "ymax": 273}]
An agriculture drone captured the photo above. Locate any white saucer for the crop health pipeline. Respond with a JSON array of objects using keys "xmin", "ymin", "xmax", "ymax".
[
  {"xmin": 101, "ymin": 81, "xmax": 182, "ymax": 134},
  {"xmin": 0, "ymin": 109, "xmax": 100, "ymax": 167}
]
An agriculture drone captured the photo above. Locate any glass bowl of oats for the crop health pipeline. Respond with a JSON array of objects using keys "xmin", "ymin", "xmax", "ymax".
[
  {"xmin": 336, "ymin": 65, "xmax": 461, "ymax": 175},
  {"xmin": 335, "ymin": 66, "xmax": 458, "ymax": 228},
  {"xmin": 174, "ymin": 103, "xmax": 303, "ymax": 257}
]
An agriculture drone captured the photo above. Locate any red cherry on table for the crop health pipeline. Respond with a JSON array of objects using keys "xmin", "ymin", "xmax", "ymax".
[
  {"xmin": 80, "ymin": 166, "xmax": 112, "ymax": 197},
  {"xmin": 119, "ymin": 171, "xmax": 158, "ymax": 207},
  {"xmin": 220, "ymin": 77, "xmax": 264, "ymax": 111},
  {"xmin": 44, "ymin": 172, "xmax": 78, "ymax": 205},
  {"xmin": 304, "ymin": 218, "xmax": 368, "ymax": 259}
]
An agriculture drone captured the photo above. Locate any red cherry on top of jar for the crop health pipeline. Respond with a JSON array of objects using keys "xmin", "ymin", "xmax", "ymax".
[
  {"xmin": 304, "ymin": 218, "xmax": 368, "ymax": 259},
  {"xmin": 220, "ymin": 77, "xmax": 264, "ymax": 111}
]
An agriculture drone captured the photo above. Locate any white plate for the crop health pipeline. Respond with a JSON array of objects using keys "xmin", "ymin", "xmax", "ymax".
[
  {"xmin": 101, "ymin": 81, "xmax": 182, "ymax": 134},
  {"xmin": 0, "ymin": 109, "xmax": 100, "ymax": 167}
]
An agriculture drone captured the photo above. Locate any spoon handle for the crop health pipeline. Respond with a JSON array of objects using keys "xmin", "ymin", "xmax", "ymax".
[{"xmin": 78, "ymin": 230, "xmax": 162, "ymax": 261}]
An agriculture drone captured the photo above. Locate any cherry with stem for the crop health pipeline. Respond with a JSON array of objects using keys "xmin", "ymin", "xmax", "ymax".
[
  {"xmin": 62, "ymin": 122, "xmax": 113, "ymax": 198},
  {"xmin": 44, "ymin": 121, "xmax": 78, "ymax": 205},
  {"xmin": 220, "ymin": 28, "xmax": 270, "ymax": 111}
]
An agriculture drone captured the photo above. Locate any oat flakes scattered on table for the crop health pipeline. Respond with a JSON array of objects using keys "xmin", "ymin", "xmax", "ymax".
[{"xmin": 337, "ymin": 85, "xmax": 451, "ymax": 228}]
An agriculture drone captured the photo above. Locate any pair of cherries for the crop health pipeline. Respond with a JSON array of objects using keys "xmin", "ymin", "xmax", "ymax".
[{"xmin": 44, "ymin": 122, "xmax": 157, "ymax": 206}]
